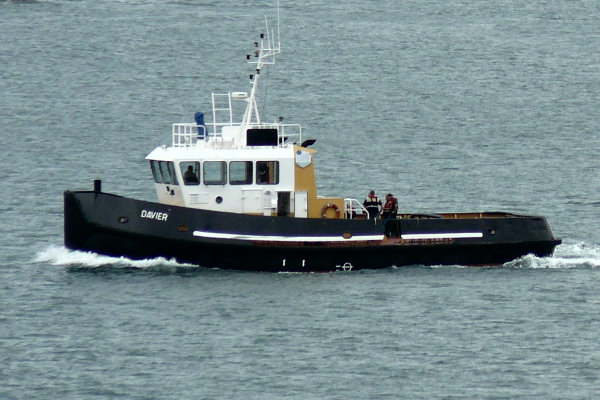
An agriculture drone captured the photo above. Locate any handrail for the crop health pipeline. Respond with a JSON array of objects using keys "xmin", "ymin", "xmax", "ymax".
[
  {"xmin": 172, "ymin": 124, "xmax": 206, "ymax": 147},
  {"xmin": 344, "ymin": 198, "xmax": 370, "ymax": 219},
  {"xmin": 172, "ymin": 122, "xmax": 301, "ymax": 148}
]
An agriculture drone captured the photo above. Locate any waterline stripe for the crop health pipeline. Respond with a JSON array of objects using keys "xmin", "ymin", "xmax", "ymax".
[
  {"xmin": 193, "ymin": 231, "xmax": 384, "ymax": 242},
  {"xmin": 401, "ymin": 232, "xmax": 483, "ymax": 240}
]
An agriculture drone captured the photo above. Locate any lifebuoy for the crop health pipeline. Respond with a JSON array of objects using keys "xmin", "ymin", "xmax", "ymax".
[{"xmin": 321, "ymin": 202, "xmax": 341, "ymax": 219}]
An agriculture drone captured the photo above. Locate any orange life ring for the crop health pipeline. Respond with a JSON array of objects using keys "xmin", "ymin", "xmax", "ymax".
[{"xmin": 321, "ymin": 202, "xmax": 341, "ymax": 219}]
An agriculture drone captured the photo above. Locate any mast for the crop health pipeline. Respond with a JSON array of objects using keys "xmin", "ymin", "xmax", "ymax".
[{"xmin": 241, "ymin": 0, "xmax": 281, "ymax": 129}]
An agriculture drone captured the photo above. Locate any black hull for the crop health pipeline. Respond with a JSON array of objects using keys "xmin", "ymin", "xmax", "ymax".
[{"xmin": 64, "ymin": 191, "xmax": 561, "ymax": 272}]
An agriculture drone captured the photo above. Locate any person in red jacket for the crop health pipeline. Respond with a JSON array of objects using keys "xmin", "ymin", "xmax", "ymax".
[{"xmin": 382, "ymin": 193, "xmax": 398, "ymax": 220}]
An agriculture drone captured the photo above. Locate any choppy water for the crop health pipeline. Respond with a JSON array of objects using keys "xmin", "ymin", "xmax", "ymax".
[{"xmin": 1, "ymin": 0, "xmax": 599, "ymax": 398}]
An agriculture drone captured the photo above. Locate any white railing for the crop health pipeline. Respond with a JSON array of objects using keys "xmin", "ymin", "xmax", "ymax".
[
  {"xmin": 344, "ymin": 198, "xmax": 370, "ymax": 219},
  {"xmin": 172, "ymin": 124, "xmax": 207, "ymax": 147},
  {"xmin": 172, "ymin": 122, "xmax": 302, "ymax": 148},
  {"xmin": 276, "ymin": 123, "xmax": 302, "ymax": 146}
]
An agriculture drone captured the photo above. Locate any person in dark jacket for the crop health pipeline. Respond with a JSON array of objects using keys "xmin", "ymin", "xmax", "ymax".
[
  {"xmin": 363, "ymin": 190, "xmax": 382, "ymax": 219},
  {"xmin": 183, "ymin": 165, "xmax": 199, "ymax": 184}
]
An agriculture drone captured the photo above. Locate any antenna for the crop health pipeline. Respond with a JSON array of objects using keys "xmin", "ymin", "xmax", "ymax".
[
  {"xmin": 240, "ymin": 0, "xmax": 282, "ymax": 128},
  {"xmin": 277, "ymin": 0, "xmax": 281, "ymax": 50}
]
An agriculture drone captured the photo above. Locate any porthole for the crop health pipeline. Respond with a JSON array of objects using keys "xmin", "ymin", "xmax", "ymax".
[{"xmin": 215, "ymin": 196, "xmax": 223, "ymax": 204}]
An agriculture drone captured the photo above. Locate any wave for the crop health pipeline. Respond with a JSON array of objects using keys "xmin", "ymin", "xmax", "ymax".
[
  {"xmin": 34, "ymin": 241, "xmax": 600, "ymax": 272},
  {"xmin": 34, "ymin": 245, "xmax": 196, "ymax": 270},
  {"xmin": 504, "ymin": 242, "xmax": 600, "ymax": 269}
]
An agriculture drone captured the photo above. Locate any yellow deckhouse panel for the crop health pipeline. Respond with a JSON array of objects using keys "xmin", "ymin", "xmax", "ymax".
[{"xmin": 293, "ymin": 146, "xmax": 344, "ymax": 219}]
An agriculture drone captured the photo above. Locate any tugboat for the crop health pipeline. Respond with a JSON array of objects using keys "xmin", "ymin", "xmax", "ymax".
[{"xmin": 64, "ymin": 7, "xmax": 561, "ymax": 272}]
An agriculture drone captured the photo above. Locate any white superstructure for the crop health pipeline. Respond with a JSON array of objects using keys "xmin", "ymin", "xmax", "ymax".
[{"xmin": 145, "ymin": 3, "xmax": 367, "ymax": 219}]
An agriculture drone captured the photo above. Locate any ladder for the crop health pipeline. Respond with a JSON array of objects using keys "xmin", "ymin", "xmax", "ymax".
[{"xmin": 211, "ymin": 93, "xmax": 233, "ymax": 136}]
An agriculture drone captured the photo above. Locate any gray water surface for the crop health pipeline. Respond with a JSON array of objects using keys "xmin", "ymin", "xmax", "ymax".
[{"xmin": 1, "ymin": 0, "xmax": 599, "ymax": 398}]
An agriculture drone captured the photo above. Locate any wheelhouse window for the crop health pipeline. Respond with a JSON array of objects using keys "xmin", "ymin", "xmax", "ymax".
[
  {"xmin": 158, "ymin": 161, "xmax": 171, "ymax": 184},
  {"xmin": 150, "ymin": 160, "xmax": 178, "ymax": 185},
  {"xmin": 167, "ymin": 162, "xmax": 179, "ymax": 185},
  {"xmin": 180, "ymin": 161, "xmax": 200, "ymax": 185},
  {"xmin": 150, "ymin": 160, "xmax": 161, "ymax": 183},
  {"xmin": 256, "ymin": 161, "xmax": 279, "ymax": 184},
  {"xmin": 229, "ymin": 161, "xmax": 253, "ymax": 185},
  {"xmin": 203, "ymin": 161, "xmax": 227, "ymax": 185}
]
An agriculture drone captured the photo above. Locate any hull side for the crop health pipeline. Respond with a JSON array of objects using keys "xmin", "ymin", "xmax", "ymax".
[{"xmin": 64, "ymin": 191, "xmax": 561, "ymax": 272}]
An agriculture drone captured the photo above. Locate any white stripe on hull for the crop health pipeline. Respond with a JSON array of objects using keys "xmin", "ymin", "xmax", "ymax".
[
  {"xmin": 193, "ymin": 231, "xmax": 384, "ymax": 242},
  {"xmin": 401, "ymin": 232, "xmax": 483, "ymax": 240},
  {"xmin": 193, "ymin": 231, "xmax": 482, "ymax": 242}
]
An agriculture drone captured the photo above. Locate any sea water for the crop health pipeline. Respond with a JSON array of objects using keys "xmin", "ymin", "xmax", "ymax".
[{"xmin": 1, "ymin": 0, "xmax": 599, "ymax": 398}]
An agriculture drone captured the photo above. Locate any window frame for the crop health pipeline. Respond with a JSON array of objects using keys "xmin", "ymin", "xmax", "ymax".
[
  {"xmin": 203, "ymin": 161, "xmax": 227, "ymax": 185},
  {"xmin": 158, "ymin": 161, "xmax": 171, "ymax": 184},
  {"xmin": 150, "ymin": 160, "xmax": 161, "ymax": 183},
  {"xmin": 229, "ymin": 161, "xmax": 253, "ymax": 185},
  {"xmin": 179, "ymin": 161, "xmax": 201, "ymax": 185},
  {"xmin": 167, "ymin": 161, "xmax": 179, "ymax": 185},
  {"xmin": 256, "ymin": 161, "xmax": 279, "ymax": 185}
]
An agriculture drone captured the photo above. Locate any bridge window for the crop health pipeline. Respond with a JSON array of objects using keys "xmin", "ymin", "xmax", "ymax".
[
  {"xmin": 150, "ymin": 160, "xmax": 161, "ymax": 183},
  {"xmin": 150, "ymin": 160, "xmax": 178, "ymax": 185},
  {"xmin": 180, "ymin": 161, "xmax": 200, "ymax": 185},
  {"xmin": 203, "ymin": 161, "xmax": 227, "ymax": 185},
  {"xmin": 158, "ymin": 161, "xmax": 172, "ymax": 184},
  {"xmin": 229, "ymin": 161, "xmax": 253, "ymax": 185},
  {"xmin": 257, "ymin": 161, "xmax": 279, "ymax": 184},
  {"xmin": 167, "ymin": 162, "xmax": 178, "ymax": 185}
]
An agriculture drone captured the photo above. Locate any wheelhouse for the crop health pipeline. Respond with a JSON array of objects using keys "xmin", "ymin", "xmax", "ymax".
[{"xmin": 145, "ymin": 19, "xmax": 369, "ymax": 220}]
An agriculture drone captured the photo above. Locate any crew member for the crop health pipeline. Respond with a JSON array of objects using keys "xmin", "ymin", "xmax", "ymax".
[
  {"xmin": 257, "ymin": 163, "xmax": 270, "ymax": 184},
  {"xmin": 382, "ymin": 193, "xmax": 398, "ymax": 220},
  {"xmin": 183, "ymin": 165, "xmax": 199, "ymax": 184},
  {"xmin": 363, "ymin": 190, "xmax": 382, "ymax": 219}
]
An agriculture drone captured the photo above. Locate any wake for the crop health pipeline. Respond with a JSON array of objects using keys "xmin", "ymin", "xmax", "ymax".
[
  {"xmin": 505, "ymin": 241, "xmax": 600, "ymax": 269},
  {"xmin": 34, "ymin": 245, "xmax": 195, "ymax": 269},
  {"xmin": 34, "ymin": 241, "xmax": 600, "ymax": 271}
]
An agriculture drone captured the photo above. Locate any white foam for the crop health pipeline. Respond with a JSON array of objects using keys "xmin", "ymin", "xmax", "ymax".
[
  {"xmin": 505, "ymin": 242, "xmax": 600, "ymax": 269},
  {"xmin": 34, "ymin": 246, "xmax": 195, "ymax": 269},
  {"xmin": 34, "ymin": 242, "xmax": 600, "ymax": 271}
]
